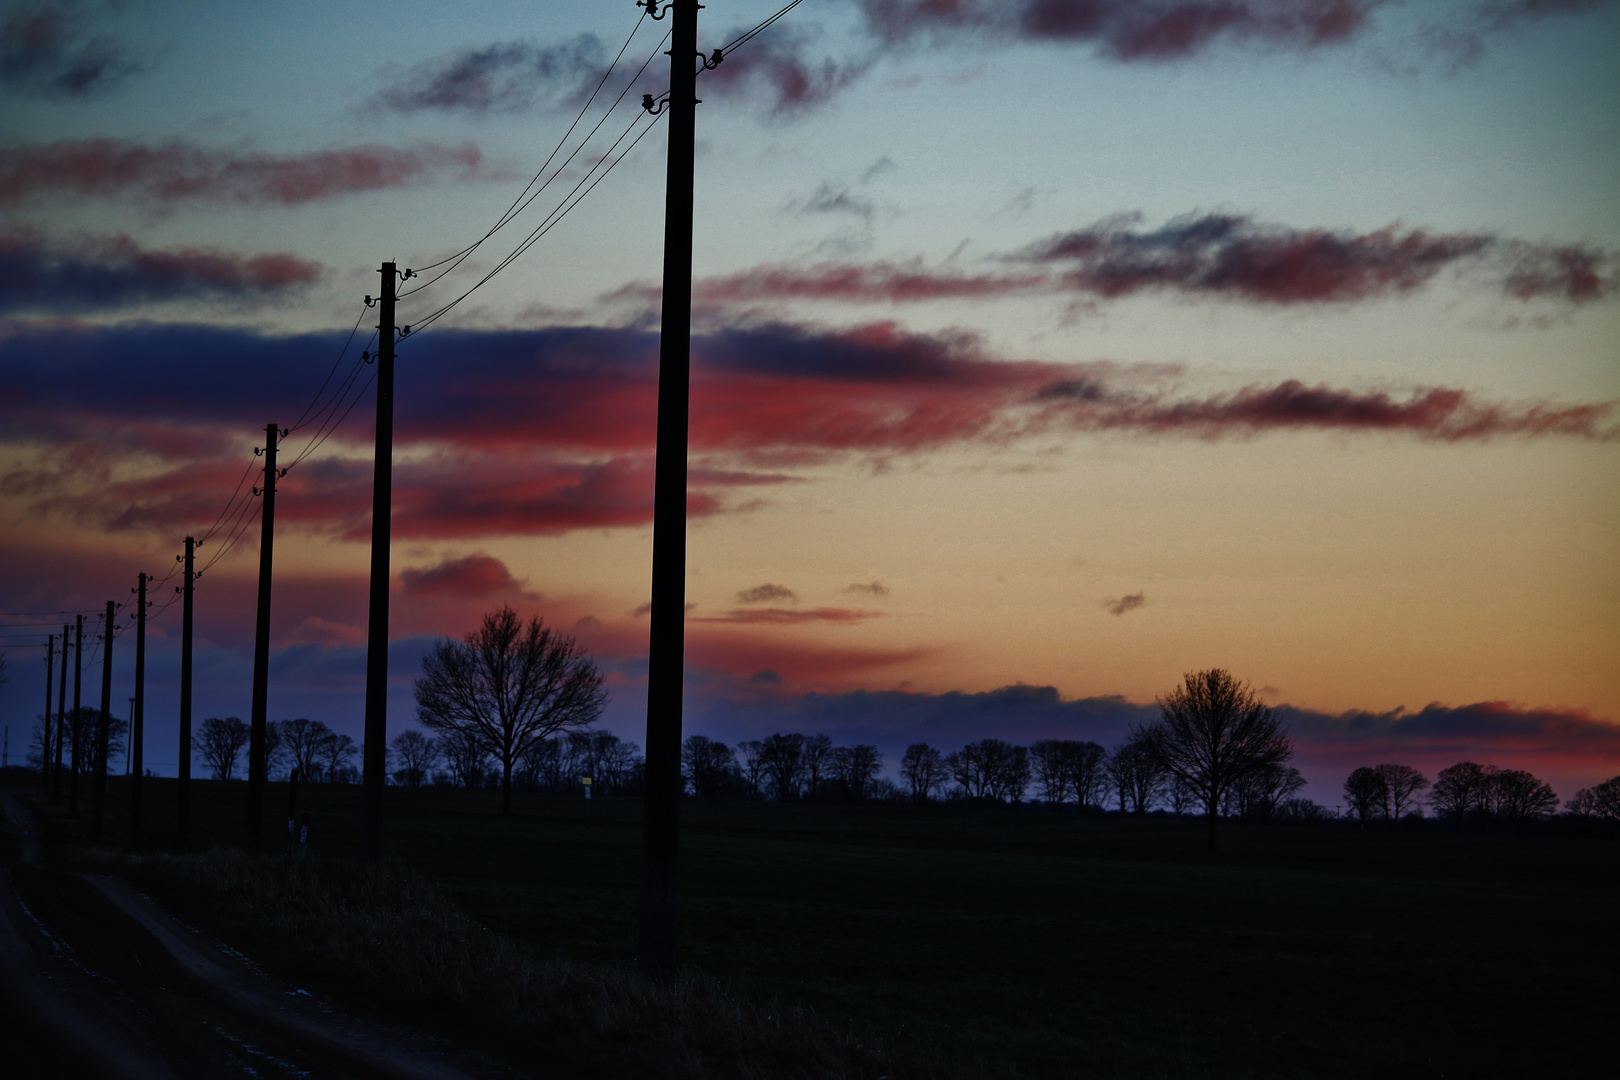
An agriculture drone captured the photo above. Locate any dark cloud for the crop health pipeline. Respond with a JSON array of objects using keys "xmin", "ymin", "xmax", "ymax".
[
  {"xmin": 737, "ymin": 583, "xmax": 798, "ymax": 604},
  {"xmin": 699, "ymin": 27, "xmax": 872, "ymax": 116},
  {"xmin": 1105, "ymin": 592, "xmax": 1146, "ymax": 615},
  {"xmin": 1, "ymin": 320, "xmax": 1612, "ymax": 543},
  {"xmin": 693, "ymin": 607, "xmax": 879, "ymax": 625},
  {"xmin": 845, "ymin": 581, "xmax": 891, "ymax": 598},
  {"xmin": 399, "ymin": 554, "xmax": 538, "ymax": 600},
  {"xmin": 0, "ymin": 231, "xmax": 322, "ymax": 315},
  {"xmin": 370, "ymin": 35, "xmax": 612, "ymax": 115},
  {"xmin": 682, "ymin": 215, "xmax": 1615, "ymax": 308},
  {"xmin": 1019, "ymin": 212, "xmax": 1494, "ymax": 304},
  {"xmin": 0, "ymin": 139, "xmax": 495, "ymax": 209},
  {"xmin": 0, "ymin": 3, "xmax": 141, "ymax": 99}
]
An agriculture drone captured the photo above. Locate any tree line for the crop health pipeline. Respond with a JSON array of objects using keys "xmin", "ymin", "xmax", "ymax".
[{"xmin": 1342, "ymin": 760, "xmax": 1620, "ymax": 830}]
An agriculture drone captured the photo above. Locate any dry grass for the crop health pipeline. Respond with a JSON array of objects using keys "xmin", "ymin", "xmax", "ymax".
[{"xmin": 106, "ymin": 847, "xmax": 945, "ymax": 1080}]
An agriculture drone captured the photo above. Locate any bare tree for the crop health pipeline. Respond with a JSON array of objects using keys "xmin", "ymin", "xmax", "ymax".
[
  {"xmin": 1566, "ymin": 775, "xmax": 1620, "ymax": 821},
  {"xmin": 901, "ymin": 743, "xmax": 948, "ymax": 804},
  {"xmin": 390, "ymin": 730, "xmax": 437, "ymax": 787},
  {"xmin": 1030, "ymin": 740, "xmax": 1073, "ymax": 806},
  {"xmin": 1230, "ymin": 764, "xmax": 1305, "ymax": 820},
  {"xmin": 947, "ymin": 739, "xmax": 1026, "ymax": 803},
  {"xmin": 801, "ymin": 734, "xmax": 834, "ymax": 800},
  {"xmin": 1342, "ymin": 766, "xmax": 1387, "ymax": 826},
  {"xmin": 736, "ymin": 739, "xmax": 767, "ymax": 798},
  {"xmin": 1138, "ymin": 669, "xmax": 1294, "ymax": 853},
  {"xmin": 439, "ymin": 726, "xmax": 490, "ymax": 788},
  {"xmin": 1431, "ymin": 762, "xmax": 1487, "ymax": 830},
  {"xmin": 758, "ymin": 733, "xmax": 806, "ymax": 801},
  {"xmin": 414, "ymin": 606, "xmax": 607, "ymax": 815},
  {"xmin": 831, "ymin": 744, "xmax": 882, "ymax": 801},
  {"xmin": 195, "ymin": 716, "xmax": 249, "ymax": 781},
  {"xmin": 682, "ymin": 735, "xmax": 738, "ymax": 798},
  {"xmin": 1486, "ymin": 768, "xmax": 1559, "ymax": 826},
  {"xmin": 1374, "ymin": 763, "xmax": 1428, "ymax": 823},
  {"xmin": 1108, "ymin": 736, "xmax": 1165, "ymax": 816},
  {"xmin": 320, "ymin": 733, "xmax": 359, "ymax": 783},
  {"xmin": 278, "ymin": 718, "xmax": 332, "ymax": 781}
]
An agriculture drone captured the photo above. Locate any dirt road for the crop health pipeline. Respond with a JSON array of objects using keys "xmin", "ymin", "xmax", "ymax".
[{"xmin": 0, "ymin": 791, "xmax": 509, "ymax": 1079}]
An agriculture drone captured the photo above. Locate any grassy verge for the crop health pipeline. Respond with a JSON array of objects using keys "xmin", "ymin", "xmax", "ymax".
[{"xmin": 34, "ymin": 779, "xmax": 1620, "ymax": 1079}]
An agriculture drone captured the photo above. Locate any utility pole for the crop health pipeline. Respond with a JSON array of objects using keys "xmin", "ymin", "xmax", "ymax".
[
  {"xmin": 130, "ymin": 572, "xmax": 147, "ymax": 849},
  {"xmin": 360, "ymin": 262, "xmax": 397, "ymax": 861},
  {"xmin": 247, "ymin": 425, "xmax": 280, "ymax": 850},
  {"xmin": 53, "ymin": 622, "xmax": 67, "ymax": 799},
  {"xmin": 42, "ymin": 634, "xmax": 54, "ymax": 793},
  {"xmin": 638, "ymin": 0, "xmax": 700, "ymax": 976},
  {"xmin": 177, "ymin": 537, "xmax": 195, "ymax": 851},
  {"xmin": 69, "ymin": 614, "xmax": 82, "ymax": 814},
  {"xmin": 92, "ymin": 599, "xmax": 114, "ymax": 840}
]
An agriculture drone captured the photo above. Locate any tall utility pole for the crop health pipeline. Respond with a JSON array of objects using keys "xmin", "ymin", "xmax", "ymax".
[
  {"xmin": 360, "ymin": 262, "xmax": 397, "ymax": 861},
  {"xmin": 41, "ymin": 634, "xmax": 54, "ymax": 793},
  {"xmin": 246, "ymin": 425, "xmax": 280, "ymax": 850},
  {"xmin": 69, "ymin": 614, "xmax": 82, "ymax": 814},
  {"xmin": 639, "ymin": 0, "xmax": 700, "ymax": 976},
  {"xmin": 53, "ymin": 622, "xmax": 68, "ymax": 799},
  {"xmin": 92, "ymin": 599, "xmax": 114, "ymax": 839},
  {"xmin": 130, "ymin": 572, "xmax": 147, "ymax": 849},
  {"xmin": 177, "ymin": 537, "xmax": 195, "ymax": 851}
]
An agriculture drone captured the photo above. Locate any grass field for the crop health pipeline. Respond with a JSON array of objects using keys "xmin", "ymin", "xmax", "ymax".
[{"xmin": 34, "ymin": 777, "xmax": 1620, "ymax": 1079}]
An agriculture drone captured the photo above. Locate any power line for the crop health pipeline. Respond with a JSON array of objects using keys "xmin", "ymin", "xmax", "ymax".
[
  {"xmin": 407, "ymin": 108, "xmax": 667, "ymax": 336},
  {"xmin": 288, "ymin": 303, "xmax": 371, "ymax": 434},
  {"xmin": 401, "ymin": 9, "xmax": 656, "ymax": 296}
]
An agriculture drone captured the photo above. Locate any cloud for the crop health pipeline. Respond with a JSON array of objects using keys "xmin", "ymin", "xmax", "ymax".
[
  {"xmin": 2, "ymin": 320, "xmax": 1612, "ymax": 544},
  {"xmin": 1105, "ymin": 592, "xmax": 1146, "ymax": 615},
  {"xmin": 0, "ymin": 139, "xmax": 496, "ymax": 209},
  {"xmin": 0, "ymin": 231, "xmax": 323, "ymax": 315},
  {"xmin": 736, "ymin": 583, "xmax": 798, "ymax": 604},
  {"xmin": 0, "ymin": 3, "xmax": 141, "ymax": 99},
  {"xmin": 370, "ymin": 35, "xmax": 613, "ymax": 115},
  {"xmin": 399, "ymin": 553, "xmax": 538, "ymax": 600},
  {"xmin": 700, "ymin": 26, "xmax": 873, "ymax": 116},
  {"xmin": 1016, "ymin": 212, "xmax": 1615, "ymax": 306},
  {"xmin": 693, "ymin": 607, "xmax": 880, "ymax": 625},
  {"xmin": 845, "ymin": 581, "xmax": 890, "ymax": 598},
  {"xmin": 680, "ymin": 215, "xmax": 1615, "ymax": 309}
]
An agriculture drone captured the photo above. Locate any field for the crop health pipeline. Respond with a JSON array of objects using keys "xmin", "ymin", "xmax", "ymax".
[{"xmin": 32, "ymin": 776, "xmax": 1620, "ymax": 1079}]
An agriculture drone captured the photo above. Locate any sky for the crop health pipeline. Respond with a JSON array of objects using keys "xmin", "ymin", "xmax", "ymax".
[{"xmin": 1, "ymin": 0, "xmax": 1617, "ymax": 806}]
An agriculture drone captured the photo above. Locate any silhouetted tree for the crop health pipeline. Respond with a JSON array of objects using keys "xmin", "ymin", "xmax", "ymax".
[
  {"xmin": 1229, "ymin": 763, "xmax": 1305, "ymax": 820},
  {"xmin": 414, "ymin": 606, "xmax": 607, "ymax": 815},
  {"xmin": 1138, "ymin": 669, "xmax": 1294, "ymax": 853},
  {"xmin": 277, "ymin": 719, "xmax": 333, "ymax": 781},
  {"xmin": 1374, "ymin": 763, "xmax": 1428, "ymax": 822},
  {"xmin": 758, "ymin": 733, "xmax": 807, "ymax": 801},
  {"xmin": 801, "ymin": 733, "xmax": 834, "ymax": 800},
  {"xmin": 1276, "ymin": 798, "xmax": 1332, "ymax": 823},
  {"xmin": 569, "ymin": 730, "xmax": 641, "ymax": 794},
  {"xmin": 1431, "ymin": 762, "xmax": 1488, "ymax": 830},
  {"xmin": 439, "ymin": 726, "xmax": 490, "ymax": 788},
  {"xmin": 737, "ymin": 739, "xmax": 767, "ymax": 798},
  {"xmin": 1343, "ymin": 766, "xmax": 1388, "ymax": 825},
  {"xmin": 1031, "ymin": 739, "xmax": 1105, "ymax": 807},
  {"xmin": 831, "ymin": 744, "xmax": 882, "ymax": 801},
  {"xmin": 682, "ymin": 735, "xmax": 738, "ymax": 798},
  {"xmin": 1108, "ymin": 735, "xmax": 1165, "ymax": 816},
  {"xmin": 1566, "ymin": 775, "xmax": 1620, "ymax": 820},
  {"xmin": 390, "ymin": 730, "xmax": 437, "ymax": 787},
  {"xmin": 947, "ymin": 739, "xmax": 1027, "ymax": 802},
  {"xmin": 901, "ymin": 742, "xmax": 948, "ymax": 803},
  {"xmin": 1485, "ymin": 768, "xmax": 1558, "ymax": 826},
  {"xmin": 195, "ymin": 716, "xmax": 249, "ymax": 780},
  {"xmin": 317, "ymin": 732, "xmax": 358, "ymax": 783}
]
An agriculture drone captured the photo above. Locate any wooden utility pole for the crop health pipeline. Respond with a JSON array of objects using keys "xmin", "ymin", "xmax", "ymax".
[
  {"xmin": 246, "ymin": 424, "xmax": 280, "ymax": 850},
  {"xmin": 41, "ymin": 634, "xmax": 54, "ymax": 793},
  {"xmin": 53, "ymin": 622, "xmax": 67, "ymax": 798},
  {"xmin": 130, "ymin": 572, "xmax": 147, "ymax": 849},
  {"xmin": 92, "ymin": 600, "xmax": 114, "ymax": 839},
  {"xmin": 69, "ymin": 614, "xmax": 82, "ymax": 814},
  {"xmin": 177, "ymin": 537, "xmax": 195, "ymax": 851},
  {"xmin": 639, "ymin": 0, "xmax": 700, "ymax": 976},
  {"xmin": 360, "ymin": 262, "xmax": 397, "ymax": 861}
]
